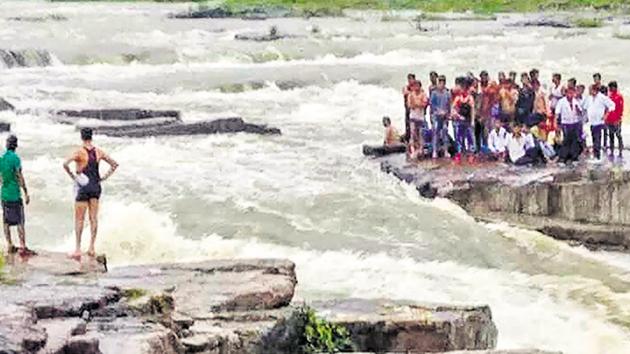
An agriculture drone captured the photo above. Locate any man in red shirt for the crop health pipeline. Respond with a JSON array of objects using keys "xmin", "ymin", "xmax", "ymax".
[{"xmin": 606, "ymin": 81, "xmax": 625, "ymax": 158}]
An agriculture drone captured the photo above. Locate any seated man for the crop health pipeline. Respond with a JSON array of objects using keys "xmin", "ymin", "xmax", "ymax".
[
  {"xmin": 383, "ymin": 116, "xmax": 401, "ymax": 146},
  {"xmin": 507, "ymin": 124, "xmax": 545, "ymax": 166},
  {"xmin": 487, "ymin": 119, "xmax": 508, "ymax": 160}
]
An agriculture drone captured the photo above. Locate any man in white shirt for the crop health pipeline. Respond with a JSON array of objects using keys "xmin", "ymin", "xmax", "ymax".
[
  {"xmin": 487, "ymin": 119, "xmax": 507, "ymax": 160},
  {"xmin": 582, "ymin": 84, "xmax": 616, "ymax": 160},
  {"xmin": 507, "ymin": 124, "xmax": 545, "ymax": 165},
  {"xmin": 555, "ymin": 86, "xmax": 583, "ymax": 162}
]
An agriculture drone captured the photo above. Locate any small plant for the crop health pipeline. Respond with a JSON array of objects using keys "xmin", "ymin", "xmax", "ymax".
[
  {"xmin": 122, "ymin": 288, "xmax": 148, "ymax": 300},
  {"xmin": 300, "ymin": 306, "xmax": 354, "ymax": 353}
]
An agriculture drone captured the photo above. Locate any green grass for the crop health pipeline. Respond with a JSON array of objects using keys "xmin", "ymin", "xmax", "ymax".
[
  {"xmin": 573, "ymin": 17, "xmax": 604, "ymax": 27},
  {"xmin": 48, "ymin": 0, "xmax": 630, "ymax": 14},
  {"xmin": 122, "ymin": 288, "xmax": 148, "ymax": 300}
]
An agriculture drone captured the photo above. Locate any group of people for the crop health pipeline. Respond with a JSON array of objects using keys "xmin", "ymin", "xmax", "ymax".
[
  {"xmin": 383, "ymin": 69, "xmax": 625, "ymax": 165},
  {"xmin": 1, "ymin": 128, "xmax": 118, "ymax": 258}
]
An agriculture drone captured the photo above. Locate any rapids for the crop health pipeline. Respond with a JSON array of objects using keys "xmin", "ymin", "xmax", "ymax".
[{"xmin": 1, "ymin": 2, "xmax": 630, "ymax": 353}]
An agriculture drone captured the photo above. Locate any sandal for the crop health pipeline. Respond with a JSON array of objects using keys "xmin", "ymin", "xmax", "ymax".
[{"xmin": 7, "ymin": 245, "xmax": 19, "ymax": 254}]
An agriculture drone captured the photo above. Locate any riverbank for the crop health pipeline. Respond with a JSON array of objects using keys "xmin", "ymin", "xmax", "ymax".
[
  {"xmin": 379, "ymin": 154, "xmax": 630, "ymax": 252},
  {"xmin": 47, "ymin": 0, "xmax": 630, "ymax": 14}
]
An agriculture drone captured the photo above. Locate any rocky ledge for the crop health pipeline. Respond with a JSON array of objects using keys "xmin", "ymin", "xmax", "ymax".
[
  {"xmin": 54, "ymin": 109, "xmax": 281, "ymax": 137},
  {"xmin": 0, "ymin": 251, "xmax": 540, "ymax": 354},
  {"xmin": 380, "ymin": 154, "xmax": 630, "ymax": 251}
]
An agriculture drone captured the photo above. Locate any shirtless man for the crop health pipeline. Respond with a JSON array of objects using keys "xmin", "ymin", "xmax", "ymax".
[
  {"xmin": 402, "ymin": 74, "xmax": 416, "ymax": 142},
  {"xmin": 383, "ymin": 116, "xmax": 401, "ymax": 146},
  {"xmin": 407, "ymin": 80, "xmax": 429, "ymax": 159},
  {"xmin": 63, "ymin": 128, "xmax": 118, "ymax": 259},
  {"xmin": 478, "ymin": 70, "xmax": 499, "ymax": 149},
  {"xmin": 499, "ymin": 79, "xmax": 518, "ymax": 124}
]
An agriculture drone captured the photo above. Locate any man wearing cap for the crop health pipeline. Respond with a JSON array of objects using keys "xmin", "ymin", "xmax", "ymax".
[{"xmin": 0, "ymin": 135, "xmax": 35, "ymax": 256}]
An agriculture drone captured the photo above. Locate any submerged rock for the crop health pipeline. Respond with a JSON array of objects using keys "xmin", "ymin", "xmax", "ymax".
[
  {"xmin": 0, "ymin": 49, "xmax": 56, "ymax": 68},
  {"xmin": 380, "ymin": 155, "xmax": 630, "ymax": 251}
]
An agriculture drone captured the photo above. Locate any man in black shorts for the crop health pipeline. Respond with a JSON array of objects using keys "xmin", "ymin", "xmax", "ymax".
[
  {"xmin": 1, "ymin": 135, "xmax": 35, "ymax": 256},
  {"xmin": 63, "ymin": 128, "xmax": 118, "ymax": 259}
]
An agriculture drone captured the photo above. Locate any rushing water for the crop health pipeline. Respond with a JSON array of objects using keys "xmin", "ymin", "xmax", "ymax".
[{"xmin": 2, "ymin": 1, "xmax": 630, "ymax": 353}]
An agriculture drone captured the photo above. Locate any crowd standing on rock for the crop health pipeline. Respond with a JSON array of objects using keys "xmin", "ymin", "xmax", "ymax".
[
  {"xmin": 393, "ymin": 69, "xmax": 625, "ymax": 165},
  {"xmin": 0, "ymin": 128, "xmax": 118, "ymax": 259}
]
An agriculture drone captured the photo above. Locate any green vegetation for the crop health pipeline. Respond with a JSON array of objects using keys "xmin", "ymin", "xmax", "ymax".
[
  {"xmin": 297, "ymin": 306, "xmax": 354, "ymax": 353},
  {"xmin": 48, "ymin": 0, "xmax": 630, "ymax": 14},
  {"xmin": 122, "ymin": 288, "xmax": 148, "ymax": 300},
  {"xmin": 573, "ymin": 17, "xmax": 604, "ymax": 27},
  {"xmin": 613, "ymin": 32, "xmax": 630, "ymax": 39}
]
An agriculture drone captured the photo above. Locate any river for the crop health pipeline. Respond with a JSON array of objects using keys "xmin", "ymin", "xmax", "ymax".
[{"xmin": 1, "ymin": 1, "xmax": 630, "ymax": 353}]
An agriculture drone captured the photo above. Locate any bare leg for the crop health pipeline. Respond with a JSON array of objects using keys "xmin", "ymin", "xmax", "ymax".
[
  {"xmin": 73, "ymin": 202, "xmax": 88, "ymax": 258},
  {"xmin": 17, "ymin": 224, "xmax": 26, "ymax": 249},
  {"xmin": 87, "ymin": 199, "xmax": 99, "ymax": 257},
  {"xmin": 4, "ymin": 223, "xmax": 13, "ymax": 250}
]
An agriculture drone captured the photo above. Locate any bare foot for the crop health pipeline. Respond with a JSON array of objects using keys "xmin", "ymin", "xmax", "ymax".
[
  {"xmin": 68, "ymin": 251, "xmax": 82, "ymax": 261},
  {"xmin": 86, "ymin": 250, "xmax": 96, "ymax": 258}
]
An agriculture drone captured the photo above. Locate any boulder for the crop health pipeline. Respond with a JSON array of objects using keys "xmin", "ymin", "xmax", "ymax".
[
  {"xmin": 380, "ymin": 155, "xmax": 630, "ymax": 251},
  {"xmin": 0, "ymin": 97, "xmax": 15, "ymax": 111},
  {"xmin": 314, "ymin": 299, "xmax": 497, "ymax": 353},
  {"xmin": 55, "ymin": 109, "xmax": 181, "ymax": 121}
]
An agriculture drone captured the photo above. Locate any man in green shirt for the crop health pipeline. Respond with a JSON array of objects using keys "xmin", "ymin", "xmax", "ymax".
[{"xmin": 1, "ymin": 135, "xmax": 34, "ymax": 256}]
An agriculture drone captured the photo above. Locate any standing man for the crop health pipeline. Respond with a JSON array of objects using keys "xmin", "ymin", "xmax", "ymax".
[
  {"xmin": 1, "ymin": 135, "xmax": 35, "ymax": 256},
  {"xmin": 407, "ymin": 80, "xmax": 429, "ymax": 159},
  {"xmin": 582, "ymin": 84, "xmax": 615, "ymax": 160},
  {"xmin": 549, "ymin": 73, "xmax": 565, "ymax": 114},
  {"xmin": 555, "ymin": 86, "xmax": 583, "ymax": 163},
  {"xmin": 428, "ymin": 71, "xmax": 439, "ymax": 95},
  {"xmin": 606, "ymin": 81, "xmax": 625, "ymax": 159},
  {"xmin": 478, "ymin": 70, "xmax": 499, "ymax": 150},
  {"xmin": 63, "ymin": 128, "xmax": 118, "ymax": 259},
  {"xmin": 402, "ymin": 73, "xmax": 416, "ymax": 143},
  {"xmin": 430, "ymin": 75, "xmax": 451, "ymax": 158}
]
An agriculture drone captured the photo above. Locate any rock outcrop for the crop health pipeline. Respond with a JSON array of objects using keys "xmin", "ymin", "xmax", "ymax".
[
  {"xmin": 0, "ymin": 252, "xmax": 516, "ymax": 354},
  {"xmin": 54, "ymin": 109, "xmax": 282, "ymax": 137},
  {"xmin": 0, "ymin": 49, "xmax": 56, "ymax": 68},
  {"xmin": 314, "ymin": 299, "xmax": 497, "ymax": 353},
  {"xmin": 169, "ymin": 5, "xmax": 341, "ymax": 20},
  {"xmin": 380, "ymin": 155, "xmax": 630, "ymax": 251},
  {"xmin": 56, "ymin": 109, "xmax": 181, "ymax": 121},
  {"xmin": 0, "ymin": 122, "xmax": 10, "ymax": 132}
]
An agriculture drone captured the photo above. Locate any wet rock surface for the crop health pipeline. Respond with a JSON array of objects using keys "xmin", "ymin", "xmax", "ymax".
[
  {"xmin": 314, "ymin": 299, "xmax": 498, "ymax": 353},
  {"xmin": 53, "ymin": 109, "xmax": 281, "ymax": 137},
  {"xmin": 362, "ymin": 144, "xmax": 406, "ymax": 157},
  {"xmin": 380, "ymin": 154, "xmax": 630, "ymax": 251},
  {"xmin": 0, "ymin": 252, "xmax": 525, "ymax": 354},
  {"xmin": 0, "ymin": 122, "xmax": 11, "ymax": 132}
]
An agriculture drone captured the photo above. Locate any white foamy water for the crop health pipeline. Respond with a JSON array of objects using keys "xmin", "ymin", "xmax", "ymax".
[{"xmin": 2, "ymin": 2, "xmax": 630, "ymax": 353}]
